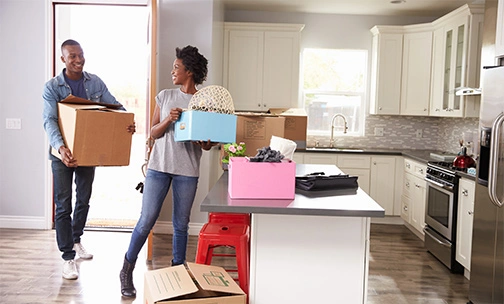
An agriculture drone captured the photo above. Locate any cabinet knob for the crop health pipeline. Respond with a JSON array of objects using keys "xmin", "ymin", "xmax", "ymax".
[
  {"xmin": 435, "ymin": 108, "xmax": 440, "ymax": 112},
  {"xmin": 403, "ymin": 205, "xmax": 408, "ymax": 211},
  {"xmin": 406, "ymin": 182, "xmax": 410, "ymax": 187},
  {"xmin": 419, "ymin": 169, "xmax": 424, "ymax": 174},
  {"xmin": 424, "ymin": 108, "xmax": 427, "ymax": 111},
  {"xmin": 415, "ymin": 184, "xmax": 421, "ymax": 188},
  {"xmin": 468, "ymin": 210, "xmax": 473, "ymax": 215},
  {"xmin": 379, "ymin": 107, "xmax": 383, "ymax": 110},
  {"xmin": 406, "ymin": 163, "xmax": 411, "ymax": 169},
  {"xmin": 462, "ymin": 189, "xmax": 468, "ymax": 196},
  {"xmin": 258, "ymin": 103, "xmax": 261, "ymax": 107}
]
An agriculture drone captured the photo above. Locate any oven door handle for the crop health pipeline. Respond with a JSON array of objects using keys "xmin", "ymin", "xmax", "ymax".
[
  {"xmin": 424, "ymin": 178, "xmax": 444, "ymax": 188},
  {"xmin": 423, "ymin": 227, "xmax": 451, "ymax": 247}
]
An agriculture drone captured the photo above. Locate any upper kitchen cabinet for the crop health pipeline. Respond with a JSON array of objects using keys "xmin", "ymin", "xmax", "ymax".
[
  {"xmin": 369, "ymin": 24, "xmax": 432, "ymax": 116},
  {"xmin": 223, "ymin": 22, "xmax": 304, "ymax": 112},
  {"xmin": 369, "ymin": 27, "xmax": 402, "ymax": 115},
  {"xmin": 430, "ymin": 4, "xmax": 484, "ymax": 118},
  {"xmin": 497, "ymin": 0, "xmax": 504, "ymax": 59}
]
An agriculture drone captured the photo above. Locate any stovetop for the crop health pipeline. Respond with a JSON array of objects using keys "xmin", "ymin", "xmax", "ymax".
[{"xmin": 427, "ymin": 161, "xmax": 469, "ymax": 173}]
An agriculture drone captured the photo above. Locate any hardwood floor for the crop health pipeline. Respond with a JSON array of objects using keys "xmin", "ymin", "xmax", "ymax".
[{"xmin": 0, "ymin": 224, "xmax": 469, "ymax": 304}]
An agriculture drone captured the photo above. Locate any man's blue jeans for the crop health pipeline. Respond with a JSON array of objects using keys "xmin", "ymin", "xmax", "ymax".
[
  {"xmin": 52, "ymin": 160, "xmax": 95, "ymax": 260},
  {"xmin": 126, "ymin": 169, "xmax": 198, "ymax": 265}
]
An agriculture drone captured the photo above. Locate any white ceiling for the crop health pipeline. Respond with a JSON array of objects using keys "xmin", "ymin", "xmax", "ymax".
[{"xmin": 222, "ymin": 0, "xmax": 486, "ymax": 17}]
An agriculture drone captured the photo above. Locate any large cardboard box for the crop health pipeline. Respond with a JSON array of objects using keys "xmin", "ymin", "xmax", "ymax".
[
  {"xmin": 268, "ymin": 108, "xmax": 308, "ymax": 149},
  {"xmin": 235, "ymin": 113, "xmax": 285, "ymax": 157},
  {"xmin": 228, "ymin": 157, "xmax": 296, "ymax": 199},
  {"xmin": 144, "ymin": 263, "xmax": 246, "ymax": 304},
  {"xmin": 52, "ymin": 97, "xmax": 134, "ymax": 166},
  {"xmin": 174, "ymin": 110, "xmax": 237, "ymax": 143}
]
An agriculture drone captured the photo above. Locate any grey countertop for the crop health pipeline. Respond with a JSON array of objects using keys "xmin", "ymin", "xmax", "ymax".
[
  {"xmin": 297, "ymin": 147, "xmax": 477, "ymax": 180},
  {"xmin": 200, "ymin": 164, "xmax": 385, "ymax": 218}
]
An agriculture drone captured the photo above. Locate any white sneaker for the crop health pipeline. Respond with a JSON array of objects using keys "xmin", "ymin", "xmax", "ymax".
[
  {"xmin": 62, "ymin": 260, "xmax": 78, "ymax": 280},
  {"xmin": 74, "ymin": 243, "xmax": 93, "ymax": 260}
]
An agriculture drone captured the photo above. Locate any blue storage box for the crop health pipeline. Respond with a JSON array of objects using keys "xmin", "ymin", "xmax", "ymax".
[{"xmin": 174, "ymin": 110, "xmax": 237, "ymax": 143}]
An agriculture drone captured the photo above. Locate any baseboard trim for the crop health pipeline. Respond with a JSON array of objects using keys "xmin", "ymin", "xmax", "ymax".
[
  {"xmin": 153, "ymin": 221, "xmax": 204, "ymax": 236},
  {"xmin": 371, "ymin": 216, "xmax": 404, "ymax": 225},
  {"xmin": 0, "ymin": 216, "xmax": 48, "ymax": 229}
]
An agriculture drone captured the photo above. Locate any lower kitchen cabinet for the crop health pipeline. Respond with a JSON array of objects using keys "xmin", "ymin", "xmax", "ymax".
[
  {"xmin": 456, "ymin": 177, "xmax": 475, "ymax": 271},
  {"xmin": 291, "ymin": 152, "xmax": 305, "ymax": 164},
  {"xmin": 338, "ymin": 155, "xmax": 371, "ymax": 194},
  {"xmin": 401, "ymin": 158, "xmax": 427, "ymax": 236},
  {"xmin": 370, "ymin": 156, "xmax": 398, "ymax": 216},
  {"xmin": 303, "ymin": 153, "xmax": 337, "ymax": 165}
]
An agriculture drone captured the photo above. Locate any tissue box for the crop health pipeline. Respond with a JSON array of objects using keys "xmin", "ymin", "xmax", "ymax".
[
  {"xmin": 228, "ymin": 157, "xmax": 296, "ymax": 199},
  {"xmin": 174, "ymin": 110, "xmax": 237, "ymax": 143}
]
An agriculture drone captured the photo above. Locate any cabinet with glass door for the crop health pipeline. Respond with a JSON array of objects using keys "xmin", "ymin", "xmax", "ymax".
[{"xmin": 430, "ymin": 5, "xmax": 484, "ymax": 118}]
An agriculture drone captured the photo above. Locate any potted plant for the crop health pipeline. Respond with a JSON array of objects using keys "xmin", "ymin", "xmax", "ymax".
[{"xmin": 221, "ymin": 142, "xmax": 246, "ymax": 170}]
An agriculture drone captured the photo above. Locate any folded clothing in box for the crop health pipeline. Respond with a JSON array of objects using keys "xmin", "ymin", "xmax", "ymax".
[
  {"xmin": 228, "ymin": 157, "xmax": 295, "ymax": 199},
  {"xmin": 174, "ymin": 110, "xmax": 237, "ymax": 143}
]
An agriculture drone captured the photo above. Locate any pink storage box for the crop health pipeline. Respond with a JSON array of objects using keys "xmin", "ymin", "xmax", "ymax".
[{"xmin": 228, "ymin": 157, "xmax": 296, "ymax": 199}]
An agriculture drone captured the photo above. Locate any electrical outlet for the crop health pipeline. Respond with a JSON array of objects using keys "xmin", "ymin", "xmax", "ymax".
[
  {"xmin": 416, "ymin": 129, "xmax": 423, "ymax": 138},
  {"xmin": 374, "ymin": 127, "xmax": 384, "ymax": 136},
  {"xmin": 5, "ymin": 118, "xmax": 21, "ymax": 130}
]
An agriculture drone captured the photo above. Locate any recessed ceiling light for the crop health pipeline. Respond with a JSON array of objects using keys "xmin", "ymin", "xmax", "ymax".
[{"xmin": 390, "ymin": 0, "xmax": 406, "ymax": 3}]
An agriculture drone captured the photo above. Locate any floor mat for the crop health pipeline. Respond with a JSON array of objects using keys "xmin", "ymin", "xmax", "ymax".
[{"xmin": 86, "ymin": 218, "xmax": 137, "ymax": 229}]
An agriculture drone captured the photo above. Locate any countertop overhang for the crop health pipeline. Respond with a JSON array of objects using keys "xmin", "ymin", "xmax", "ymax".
[{"xmin": 200, "ymin": 164, "xmax": 385, "ymax": 218}]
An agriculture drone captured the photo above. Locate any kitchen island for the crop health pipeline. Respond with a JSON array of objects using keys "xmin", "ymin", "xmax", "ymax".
[{"xmin": 200, "ymin": 164, "xmax": 384, "ymax": 304}]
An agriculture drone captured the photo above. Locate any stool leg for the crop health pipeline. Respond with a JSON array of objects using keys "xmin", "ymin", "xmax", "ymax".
[
  {"xmin": 195, "ymin": 238, "xmax": 211, "ymax": 265},
  {"xmin": 235, "ymin": 239, "xmax": 249, "ymax": 295}
]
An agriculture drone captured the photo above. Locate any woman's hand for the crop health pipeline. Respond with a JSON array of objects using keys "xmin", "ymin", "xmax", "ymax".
[
  {"xmin": 168, "ymin": 108, "xmax": 183, "ymax": 123},
  {"xmin": 127, "ymin": 121, "xmax": 136, "ymax": 134},
  {"xmin": 194, "ymin": 139, "xmax": 216, "ymax": 151}
]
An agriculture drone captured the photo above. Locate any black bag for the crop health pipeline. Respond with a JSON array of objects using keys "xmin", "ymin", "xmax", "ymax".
[{"xmin": 295, "ymin": 172, "xmax": 358, "ymax": 191}]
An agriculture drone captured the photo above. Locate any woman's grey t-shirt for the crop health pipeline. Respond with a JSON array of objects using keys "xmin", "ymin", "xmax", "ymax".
[{"xmin": 148, "ymin": 88, "xmax": 202, "ymax": 177}]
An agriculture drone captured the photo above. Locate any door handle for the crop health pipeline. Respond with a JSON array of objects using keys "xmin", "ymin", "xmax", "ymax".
[{"xmin": 489, "ymin": 112, "xmax": 504, "ymax": 208}]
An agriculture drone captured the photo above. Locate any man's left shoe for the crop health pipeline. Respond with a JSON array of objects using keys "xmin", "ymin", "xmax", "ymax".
[{"xmin": 74, "ymin": 243, "xmax": 93, "ymax": 260}]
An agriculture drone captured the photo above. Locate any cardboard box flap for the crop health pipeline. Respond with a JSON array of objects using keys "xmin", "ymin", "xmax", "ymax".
[
  {"xmin": 144, "ymin": 265, "xmax": 199, "ymax": 302},
  {"xmin": 62, "ymin": 94, "xmax": 123, "ymax": 109},
  {"xmin": 268, "ymin": 108, "xmax": 307, "ymax": 116},
  {"xmin": 235, "ymin": 112, "xmax": 279, "ymax": 117},
  {"xmin": 60, "ymin": 103, "xmax": 106, "ymax": 111},
  {"xmin": 187, "ymin": 263, "xmax": 245, "ymax": 295}
]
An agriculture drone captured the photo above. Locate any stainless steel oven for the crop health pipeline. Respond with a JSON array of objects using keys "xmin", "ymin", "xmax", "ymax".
[{"xmin": 423, "ymin": 161, "xmax": 464, "ymax": 274}]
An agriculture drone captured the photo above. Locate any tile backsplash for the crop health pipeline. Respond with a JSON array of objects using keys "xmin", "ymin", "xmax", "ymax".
[{"xmin": 308, "ymin": 115, "xmax": 479, "ymax": 154}]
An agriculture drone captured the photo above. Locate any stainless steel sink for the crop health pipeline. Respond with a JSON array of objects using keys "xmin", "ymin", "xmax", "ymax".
[{"xmin": 305, "ymin": 147, "xmax": 364, "ymax": 152}]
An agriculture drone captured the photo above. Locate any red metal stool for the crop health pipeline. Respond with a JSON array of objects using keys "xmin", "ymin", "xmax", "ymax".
[
  {"xmin": 208, "ymin": 212, "xmax": 250, "ymax": 225},
  {"xmin": 195, "ymin": 222, "xmax": 250, "ymax": 296}
]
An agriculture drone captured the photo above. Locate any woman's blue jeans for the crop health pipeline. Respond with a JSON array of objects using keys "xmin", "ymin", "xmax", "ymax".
[
  {"xmin": 52, "ymin": 160, "xmax": 95, "ymax": 260},
  {"xmin": 126, "ymin": 169, "xmax": 198, "ymax": 265}
]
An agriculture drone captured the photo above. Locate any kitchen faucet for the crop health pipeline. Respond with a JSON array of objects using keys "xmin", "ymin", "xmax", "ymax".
[{"xmin": 330, "ymin": 113, "xmax": 348, "ymax": 147}]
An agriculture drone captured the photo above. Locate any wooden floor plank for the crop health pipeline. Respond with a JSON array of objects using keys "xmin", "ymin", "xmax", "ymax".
[{"xmin": 0, "ymin": 224, "xmax": 469, "ymax": 303}]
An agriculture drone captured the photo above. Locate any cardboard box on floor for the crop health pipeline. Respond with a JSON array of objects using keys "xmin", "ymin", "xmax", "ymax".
[
  {"xmin": 268, "ymin": 108, "xmax": 308, "ymax": 149},
  {"xmin": 144, "ymin": 263, "xmax": 246, "ymax": 304},
  {"xmin": 51, "ymin": 95, "xmax": 134, "ymax": 166},
  {"xmin": 235, "ymin": 113, "xmax": 285, "ymax": 157}
]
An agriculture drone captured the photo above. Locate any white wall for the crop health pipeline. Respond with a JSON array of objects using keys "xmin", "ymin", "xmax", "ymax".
[{"xmin": 0, "ymin": 0, "xmax": 50, "ymax": 229}]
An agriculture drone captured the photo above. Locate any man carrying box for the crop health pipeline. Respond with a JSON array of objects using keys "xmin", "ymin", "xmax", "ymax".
[{"xmin": 42, "ymin": 39, "xmax": 136, "ymax": 280}]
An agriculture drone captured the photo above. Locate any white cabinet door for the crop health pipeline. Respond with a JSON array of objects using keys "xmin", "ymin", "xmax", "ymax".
[
  {"xmin": 292, "ymin": 152, "xmax": 305, "ymax": 164},
  {"xmin": 409, "ymin": 174, "xmax": 426, "ymax": 233},
  {"xmin": 338, "ymin": 155, "xmax": 371, "ymax": 194},
  {"xmin": 304, "ymin": 154, "xmax": 337, "ymax": 165},
  {"xmin": 226, "ymin": 30, "xmax": 264, "ymax": 111},
  {"xmin": 456, "ymin": 178, "xmax": 475, "ymax": 270},
  {"xmin": 263, "ymin": 31, "xmax": 300, "ymax": 109},
  {"xmin": 224, "ymin": 23, "xmax": 303, "ymax": 112},
  {"xmin": 369, "ymin": 29, "xmax": 402, "ymax": 115},
  {"xmin": 400, "ymin": 31, "xmax": 432, "ymax": 116},
  {"xmin": 370, "ymin": 156, "xmax": 396, "ymax": 215},
  {"xmin": 497, "ymin": 0, "xmax": 504, "ymax": 59}
]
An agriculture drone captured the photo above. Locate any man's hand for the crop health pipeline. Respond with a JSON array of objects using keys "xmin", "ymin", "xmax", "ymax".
[
  {"xmin": 194, "ymin": 139, "xmax": 216, "ymax": 151},
  {"xmin": 127, "ymin": 122, "xmax": 136, "ymax": 134},
  {"xmin": 58, "ymin": 146, "xmax": 78, "ymax": 167}
]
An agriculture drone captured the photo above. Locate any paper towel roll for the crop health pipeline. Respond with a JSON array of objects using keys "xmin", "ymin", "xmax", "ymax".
[{"xmin": 270, "ymin": 136, "xmax": 297, "ymax": 160}]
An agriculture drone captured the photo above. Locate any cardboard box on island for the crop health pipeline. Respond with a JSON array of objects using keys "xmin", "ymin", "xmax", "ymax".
[
  {"xmin": 144, "ymin": 262, "xmax": 246, "ymax": 304},
  {"xmin": 51, "ymin": 95, "xmax": 134, "ymax": 167},
  {"xmin": 174, "ymin": 110, "xmax": 237, "ymax": 143},
  {"xmin": 228, "ymin": 157, "xmax": 296, "ymax": 199}
]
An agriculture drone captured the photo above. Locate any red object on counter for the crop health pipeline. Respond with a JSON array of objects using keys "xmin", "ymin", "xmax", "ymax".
[{"xmin": 453, "ymin": 147, "xmax": 476, "ymax": 169}]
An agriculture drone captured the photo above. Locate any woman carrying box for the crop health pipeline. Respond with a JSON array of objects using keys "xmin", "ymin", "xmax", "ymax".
[{"xmin": 119, "ymin": 45, "xmax": 214, "ymax": 298}]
